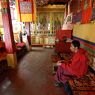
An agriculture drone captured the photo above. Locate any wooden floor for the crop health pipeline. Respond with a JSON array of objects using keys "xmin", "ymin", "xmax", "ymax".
[{"xmin": 0, "ymin": 47, "xmax": 67, "ymax": 95}]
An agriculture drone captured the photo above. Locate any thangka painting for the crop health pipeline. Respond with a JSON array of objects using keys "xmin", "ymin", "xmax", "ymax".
[
  {"xmin": 37, "ymin": 12, "xmax": 64, "ymax": 32},
  {"xmin": 91, "ymin": 0, "xmax": 95, "ymax": 20},
  {"xmin": 92, "ymin": 0, "xmax": 95, "ymax": 8},
  {"xmin": 81, "ymin": 0, "xmax": 92, "ymax": 23},
  {"xmin": 84, "ymin": 0, "xmax": 89, "ymax": 10},
  {"xmin": 72, "ymin": 11, "xmax": 82, "ymax": 23},
  {"xmin": 77, "ymin": 0, "xmax": 83, "ymax": 11},
  {"xmin": 16, "ymin": 0, "xmax": 34, "ymax": 22},
  {"xmin": 84, "ymin": 0, "xmax": 92, "ymax": 10},
  {"xmin": 53, "ymin": 12, "xmax": 64, "ymax": 31},
  {"xmin": 20, "ymin": 1, "xmax": 32, "ymax": 14},
  {"xmin": 37, "ymin": 12, "xmax": 50, "ymax": 32}
]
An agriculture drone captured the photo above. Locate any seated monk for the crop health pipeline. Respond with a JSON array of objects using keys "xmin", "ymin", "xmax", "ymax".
[{"xmin": 54, "ymin": 40, "xmax": 89, "ymax": 89}]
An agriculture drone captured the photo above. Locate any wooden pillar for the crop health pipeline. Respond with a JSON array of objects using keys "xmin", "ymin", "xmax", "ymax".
[
  {"xmin": 1, "ymin": 0, "xmax": 17, "ymax": 68},
  {"xmin": 25, "ymin": 22, "xmax": 31, "ymax": 51}
]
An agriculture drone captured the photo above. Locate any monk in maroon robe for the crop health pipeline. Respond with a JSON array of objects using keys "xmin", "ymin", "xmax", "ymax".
[{"xmin": 55, "ymin": 40, "xmax": 89, "ymax": 86}]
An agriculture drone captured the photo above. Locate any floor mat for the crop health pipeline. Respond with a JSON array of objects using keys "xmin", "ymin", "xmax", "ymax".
[{"xmin": 69, "ymin": 71, "xmax": 95, "ymax": 95}]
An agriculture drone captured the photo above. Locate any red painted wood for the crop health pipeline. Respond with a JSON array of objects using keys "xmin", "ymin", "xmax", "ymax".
[
  {"xmin": 56, "ymin": 30, "xmax": 72, "ymax": 41},
  {"xmin": 2, "ymin": 0, "xmax": 16, "ymax": 54}
]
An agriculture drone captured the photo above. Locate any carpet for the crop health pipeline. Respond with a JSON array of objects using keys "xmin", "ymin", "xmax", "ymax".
[{"xmin": 69, "ymin": 71, "xmax": 95, "ymax": 95}]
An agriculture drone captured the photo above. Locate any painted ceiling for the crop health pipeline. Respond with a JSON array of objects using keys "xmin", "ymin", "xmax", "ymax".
[
  {"xmin": 10, "ymin": 0, "xmax": 70, "ymax": 6},
  {"xmin": 36, "ymin": 0, "xmax": 70, "ymax": 6}
]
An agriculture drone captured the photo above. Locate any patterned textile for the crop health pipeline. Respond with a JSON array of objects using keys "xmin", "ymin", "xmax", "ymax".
[{"xmin": 69, "ymin": 71, "xmax": 95, "ymax": 95}]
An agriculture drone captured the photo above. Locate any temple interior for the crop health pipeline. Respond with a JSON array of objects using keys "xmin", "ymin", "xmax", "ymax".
[{"xmin": 0, "ymin": 0, "xmax": 95, "ymax": 95}]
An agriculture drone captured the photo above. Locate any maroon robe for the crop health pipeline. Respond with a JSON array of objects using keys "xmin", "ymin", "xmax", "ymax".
[{"xmin": 55, "ymin": 48, "xmax": 89, "ymax": 83}]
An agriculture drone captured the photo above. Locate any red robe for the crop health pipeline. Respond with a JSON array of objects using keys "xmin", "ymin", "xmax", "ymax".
[{"xmin": 61, "ymin": 48, "xmax": 89, "ymax": 78}]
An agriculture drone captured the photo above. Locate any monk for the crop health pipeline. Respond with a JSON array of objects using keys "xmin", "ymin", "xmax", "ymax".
[{"xmin": 55, "ymin": 40, "xmax": 89, "ymax": 86}]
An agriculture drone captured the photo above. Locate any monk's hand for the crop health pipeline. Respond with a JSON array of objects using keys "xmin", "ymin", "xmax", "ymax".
[{"xmin": 57, "ymin": 60, "xmax": 63, "ymax": 65}]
